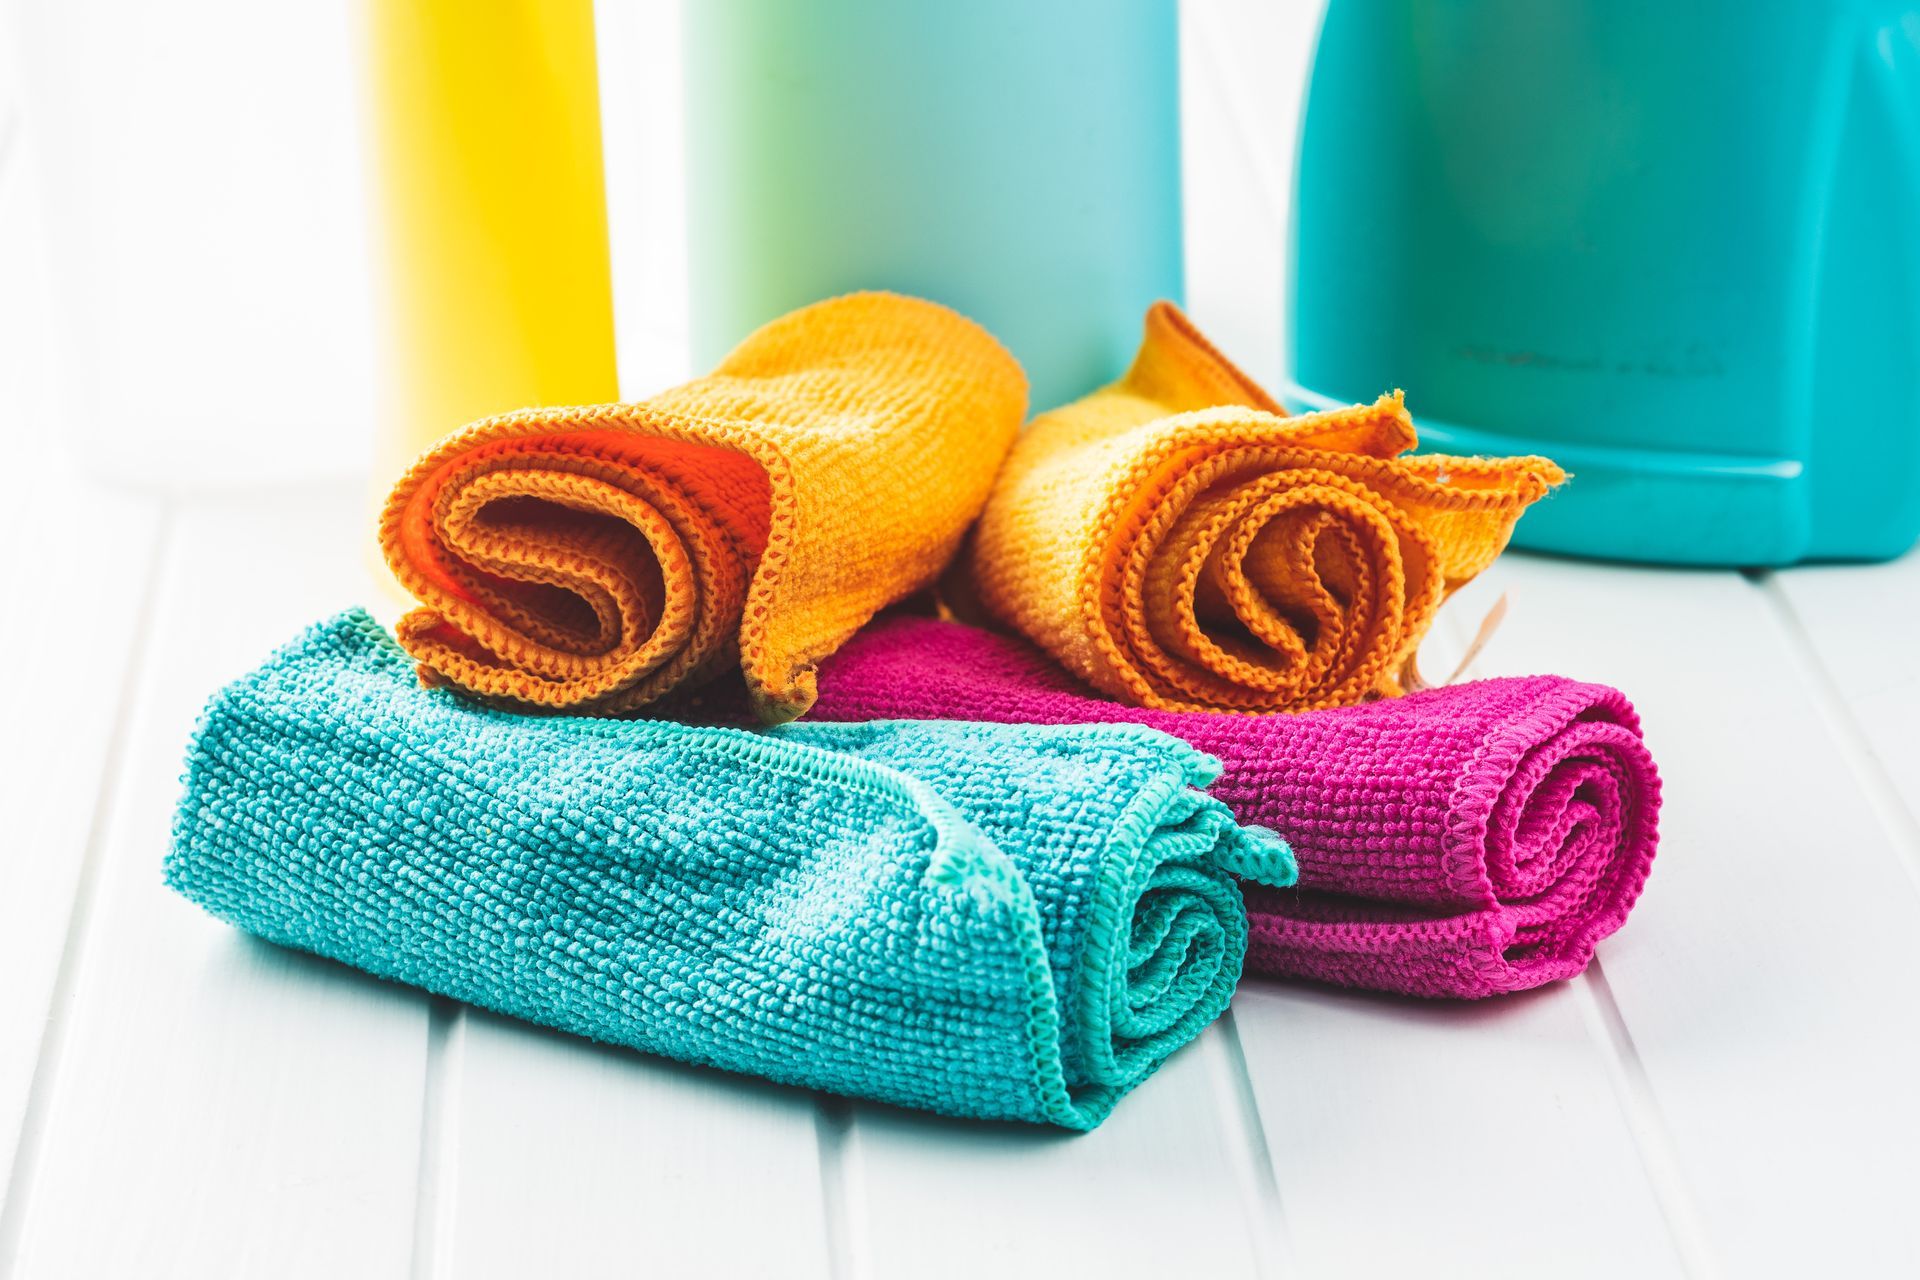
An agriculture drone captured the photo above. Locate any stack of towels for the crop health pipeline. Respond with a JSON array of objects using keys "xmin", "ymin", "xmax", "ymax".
[{"xmin": 169, "ymin": 294, "xmax": 1661, "ymax": 1129}]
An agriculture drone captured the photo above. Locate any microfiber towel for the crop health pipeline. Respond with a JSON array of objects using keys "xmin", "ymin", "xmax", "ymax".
[
  {"xmin": 167, "ymin": 610, "xmax": 1296, "ymax": 1128},
  {"xmin": 381, "ymin": 292, "xmax": 1026, "ymax": 723},
  {"xmin": 964, "ymin": 303, "xmax": 1564, "ymax": 713},
  {"xmin": 808, "ymin": 615, "xmax": 1659, "ymax": 998}
]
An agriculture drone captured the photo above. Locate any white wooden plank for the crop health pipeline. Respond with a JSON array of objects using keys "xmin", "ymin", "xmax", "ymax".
[
  {"xmin": 1232, "ymin": 981, "xmax": 1687, "ymax": 1278},
  {"xmin": 0, "ymin": 106, "xmax": 168, "ymax": 1193},
  {"xmin": 425, "ymin": 1008, "xmax": 834, "ymax": 1280},
  {"xmin": 0, "ymin": 475, "xmax": 163, "ymax": 1197},
  {"xmin": 1767, "ymin": 554, "xmax": 1920, "ymax": 849},
  {"xmin": 840, "ymin": 1026, "xmax": 1277, "ymax": 1280},
  {"xmin": 2, "ymin": 487, "xmax": 432, "ymax": 1279},
  {"xmin": 1450, "ymin": 553, "xmax": 1920, "ymax": 1275}
]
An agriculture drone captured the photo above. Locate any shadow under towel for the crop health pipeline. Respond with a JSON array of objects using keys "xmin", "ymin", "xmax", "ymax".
[
  {"xmin": 167, "ymin": 610, "xmax": 1293, "ymax": 1129},
  {"xmin": 808, "ymin": 615, "xmax": 1660, "ymax": 999}
]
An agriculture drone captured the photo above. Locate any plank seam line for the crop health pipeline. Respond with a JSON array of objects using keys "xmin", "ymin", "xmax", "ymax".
[
  {"xmin": 1214, "ymin": 1009, "xmax": 1296, "ymax": 1276},
  {"xmin": 1186, "ymin": 0, "xmax": 1294, "ymax": 230},
  {"xmin": 1571, "ymin": 963, "xmax": 1721, "ymax": 1280},
  {"xmin": 0, "ymin": 507, "xmax": 176, "ymax": 1274},
  {"xmin": 408, "ymin": 999, "xmax": 462, "ymax": 1280},
  {"xmin": 811, "ymin": 1097, "xmax": 856, "ymax": 1280},
  {"xmin": 1749, "ymin": 570, "xmax": 1920, "ymax": 898}
]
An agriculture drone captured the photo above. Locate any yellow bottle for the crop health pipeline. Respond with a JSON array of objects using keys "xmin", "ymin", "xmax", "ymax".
[{"xmin": 363, "ymin": 0, "xmax": 618, "ymax": 488}]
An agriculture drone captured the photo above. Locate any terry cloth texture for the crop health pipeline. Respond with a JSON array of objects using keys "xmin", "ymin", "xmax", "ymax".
[
  {"xmin": 809, "ymin": 615, "xmax": 1660, "ymax": 998},
  {"xmin": 381, "ymin": 291, "xmax": 1027, "ymax": 723},
  {"xmin": 167, "ymin": 610, "xmax": 1296, "ymax": 1128},
  {"xmin": 964, "ymin": 302, "xmax": 1564, "ymax": 713}
]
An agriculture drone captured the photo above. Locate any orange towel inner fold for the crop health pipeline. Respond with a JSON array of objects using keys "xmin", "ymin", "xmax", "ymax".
[{"xmin": 387, "ymin": 425, "xmax": 772, "ymax": 713}]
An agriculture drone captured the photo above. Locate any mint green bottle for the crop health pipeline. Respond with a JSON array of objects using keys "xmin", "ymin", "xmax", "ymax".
[{"xmin": 683, "ymin": 0, "xmax": 1182, "ymax": 412}]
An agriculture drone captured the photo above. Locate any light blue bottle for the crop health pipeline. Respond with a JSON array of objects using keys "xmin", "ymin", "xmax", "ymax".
[
  {"xmin": 1287, "ymin": 0, "xmax": 1920, "ymax": 565},
  {"xmin": 683, "ymin": 0, "xmax": 1183, "ymax": 412}
]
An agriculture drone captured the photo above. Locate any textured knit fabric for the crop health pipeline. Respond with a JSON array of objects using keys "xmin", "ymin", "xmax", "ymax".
[
  {"xmin": 965, "ymin": 302, "xmax": 1564, "ymax": 713},
  {"xmin": 381, "ymin": 292, "xmax": 1026, "ymax": 723},
  {"xmin": 167, "ymin": 610, "xmax": 1296, "ymax": 1128},
  {"xmin": 808, "ymin": 615, "xmax": 1660, "ymax": 998}
]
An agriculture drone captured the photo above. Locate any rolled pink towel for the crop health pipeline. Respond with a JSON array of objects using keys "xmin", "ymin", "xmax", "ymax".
[{"xmin": 809, "ymin": 614, "xmax": 1660, "ymax": 998}]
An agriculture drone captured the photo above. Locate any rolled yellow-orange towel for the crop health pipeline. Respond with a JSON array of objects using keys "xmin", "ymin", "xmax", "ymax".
[
  {"xmin": 966, "ymin": 303, "xmax": 1563, "ymax": 713},
  {"xmin": 381, "ymin": 292, "xmax": 1026, "ymax": 722}
]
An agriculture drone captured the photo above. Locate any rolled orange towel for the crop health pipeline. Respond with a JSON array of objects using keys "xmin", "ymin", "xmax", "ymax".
[
  {"xmin": 966, "ymin": 303, "xmax": 1563, "ymax": 712},
  {"xmin": 381, "ymin": 292, "xmax": 1026, "ymax": 721}
]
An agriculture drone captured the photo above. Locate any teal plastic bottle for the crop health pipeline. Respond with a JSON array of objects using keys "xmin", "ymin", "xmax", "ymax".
[
  {"xmin": 1287, "ymin": 1, "xmax": 1920, "ymax": 565},
  {"xmin": 682, "ymin": 0, "xmax": 1182, "ymax": 413}
]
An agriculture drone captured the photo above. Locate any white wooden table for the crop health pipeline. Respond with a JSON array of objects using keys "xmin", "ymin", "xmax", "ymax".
[{"xmin": 3, "ymin": 5, "xmax": 1918, "ymax": 1276}]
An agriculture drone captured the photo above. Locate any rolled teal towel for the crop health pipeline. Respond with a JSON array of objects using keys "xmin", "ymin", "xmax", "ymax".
[{"xmin": 167, "ymin": 610, "xmax": 1295, "ymax": 1128}]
